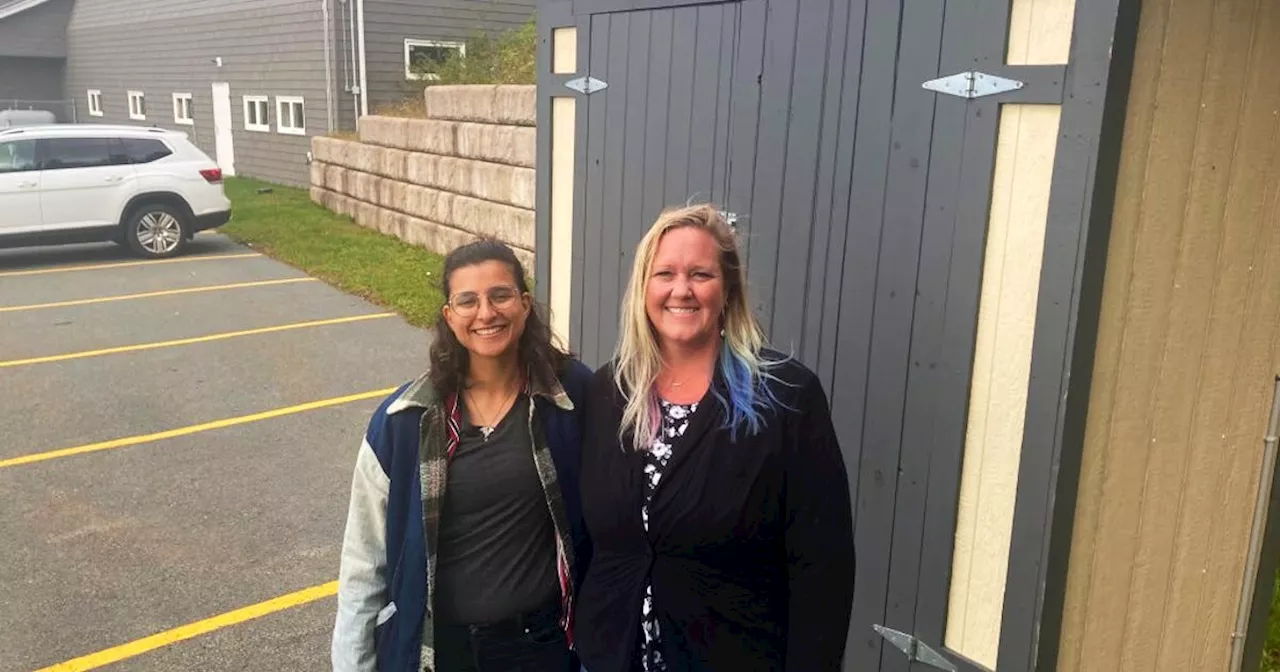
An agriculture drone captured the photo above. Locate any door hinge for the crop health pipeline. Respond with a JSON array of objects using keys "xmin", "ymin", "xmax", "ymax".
[
  {"xmin": 565, "ymin": 76, "xmax": 608, "ymax": 95},
  {"xmin": 922, "ymin": 71, "xmax": 1024, "ymax": 99},
  {"xmin": 873, "ymin": 624, "xmax": 958, "ymax": 672}
]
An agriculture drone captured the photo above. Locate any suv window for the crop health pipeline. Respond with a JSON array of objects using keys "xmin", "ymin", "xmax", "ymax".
[
  {"xmin": 0, "ymin": 140, "xmax": 38, "ymax": 174},
  {"xmin": 120, "ymin": 138, "xmax": 173, "ymax": 164},
  {"xmin": 38, "ymin": 137, "xmax": 124, "ymax": 170}
]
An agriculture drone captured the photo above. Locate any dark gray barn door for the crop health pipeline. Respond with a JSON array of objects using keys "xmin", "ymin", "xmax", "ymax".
[
  {"xmin": 556, "ymin": 0, "xmax": 1063, "ymax": 670},
  {"xmin": 568, "ymin": 0, "xmax": 743, "ymax": 362}
]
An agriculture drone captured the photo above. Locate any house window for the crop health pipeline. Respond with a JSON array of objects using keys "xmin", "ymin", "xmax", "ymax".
[
  {"xmin": 127, "ymin": 91, "xmax": 146, "ymax": 120},
  {"xmin": 87, "ymin": 90, "xmax": 103, "ymax": 117},
  {"xmin": 405, "ymin": 39, "xmax": 465, "ymax": 80},
  {"xmin": 243, "ymin": 95, "xmax": 269, "ymax": 132},
  {"xmin": 173, "ymin": 93, "xmax": 193, "ymax": 125},
  {"xmin": 276, "ymin": 96, "xmax": 305, "ymax": 136}
]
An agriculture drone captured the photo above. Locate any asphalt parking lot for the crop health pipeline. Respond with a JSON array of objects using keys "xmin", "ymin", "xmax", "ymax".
[{"xmin": 0, "ymin": 234, "xmax": 432, "ymax": 671}]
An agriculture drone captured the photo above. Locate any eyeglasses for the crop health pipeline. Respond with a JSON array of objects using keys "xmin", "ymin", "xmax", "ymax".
[{"xmin": 447, "ymin": 285, "xmax": 522, "ymax": 316}]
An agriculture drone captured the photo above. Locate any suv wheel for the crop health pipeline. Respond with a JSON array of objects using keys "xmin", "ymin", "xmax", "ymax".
[{"xmin": 125, "ymin": 204, "xmax": 188, "ymax": 258}]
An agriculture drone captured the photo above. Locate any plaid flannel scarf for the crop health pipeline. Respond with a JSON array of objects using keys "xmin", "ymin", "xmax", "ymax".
[{"xmin": 417, "ymin": 386, "xmax": 577, "ymax": 672}]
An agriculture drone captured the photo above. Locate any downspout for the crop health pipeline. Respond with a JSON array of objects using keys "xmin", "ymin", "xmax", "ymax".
[
  {"xmin": 344, "ymin": 0, "xmax": 359, "ymax": 124},
  {"xmin": 356, "ymin": 0, "xmax": 369, "ymax": 118},
  {"xmin": 321, "ymin": 0, "xmax": 335, "ymax": 132},
  {"xmin": 1230, "ymin": 377, "xmax": 1280, "ymax": 671}
]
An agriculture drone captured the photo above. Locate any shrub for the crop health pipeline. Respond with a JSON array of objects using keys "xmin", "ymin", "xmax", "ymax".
[{"xmin": 414, "ymin": 20, "xmax": 536, "ymax": 86}]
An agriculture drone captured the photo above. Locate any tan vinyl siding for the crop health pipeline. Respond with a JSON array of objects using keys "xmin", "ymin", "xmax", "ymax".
[
  {"xmin": 63, "ymin": 0, "xmax": 347, "ymax": 187},
  {"xmin": 363, "ymin": 0, "xmax": 534, "ymax": 111},
  {"xmin": 1056, "ymin": 0, "xmax": 1280, "ymax": 669}
]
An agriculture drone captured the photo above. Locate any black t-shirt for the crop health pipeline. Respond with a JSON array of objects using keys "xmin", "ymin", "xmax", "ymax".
[{"xmin": 433, "ymin": 394, "xmax": 560, "ymax": 625}]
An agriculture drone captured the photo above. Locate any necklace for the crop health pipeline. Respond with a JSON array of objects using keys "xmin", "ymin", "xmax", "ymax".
[{"xmin": 466, "ymin": 383, "xmax": 520, "ymax": 441}]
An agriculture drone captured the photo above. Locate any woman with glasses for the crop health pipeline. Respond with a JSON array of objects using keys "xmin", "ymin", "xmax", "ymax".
[{"xmin": 332, "ymin": 239, "xmax": 593, "ymax": 672}]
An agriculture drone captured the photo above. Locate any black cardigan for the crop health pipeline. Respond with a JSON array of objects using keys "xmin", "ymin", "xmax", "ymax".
[{"xmin": 575, "ymin": 354, "xmax": 856, "ymax": 671}]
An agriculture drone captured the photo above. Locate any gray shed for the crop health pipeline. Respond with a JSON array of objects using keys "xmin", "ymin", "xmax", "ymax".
[{"xmin": 534, "ymin": 0, "xmax": 1280, "ymax": 671}]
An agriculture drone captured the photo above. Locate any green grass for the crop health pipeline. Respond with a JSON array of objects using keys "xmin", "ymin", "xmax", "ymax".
[
  {"xmin": 1265, "ymin": 570, "xmax": 1280, "ymax": 671},
  {"xmin": 218, "ymin": 176, "xmax": 444, "ymax": 328}
]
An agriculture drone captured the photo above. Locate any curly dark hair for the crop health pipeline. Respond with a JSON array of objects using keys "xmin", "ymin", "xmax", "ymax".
[{"xmin": 429, "ymin": 239, "xmax": 572, "ymax": 400}]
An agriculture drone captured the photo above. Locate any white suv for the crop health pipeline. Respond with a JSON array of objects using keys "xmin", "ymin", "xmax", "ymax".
[{"xmin": 0, "ymin": 124, "xmax": 232, "ymax": 258}]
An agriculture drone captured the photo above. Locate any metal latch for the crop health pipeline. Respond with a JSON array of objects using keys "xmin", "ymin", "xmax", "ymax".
[
  {"xmin": 922, "ymin": 71, "xmax": 1024, "ymax": 99},
  {"xmin": 565, "ymin": 76, "xmax": 608, "ymax": 95},
  {"xmin": 873, "ymin": 624, "xmax": 958, "ymax": 671}
]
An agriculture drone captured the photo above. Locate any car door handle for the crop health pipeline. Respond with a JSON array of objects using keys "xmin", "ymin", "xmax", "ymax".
[
  {"xmin": 18, "ymin": 181, "xmax": 37, "ymax": 188},
  {"xmin": 105, "ymin": 175, "xmax": 124, "ymax": 183}
]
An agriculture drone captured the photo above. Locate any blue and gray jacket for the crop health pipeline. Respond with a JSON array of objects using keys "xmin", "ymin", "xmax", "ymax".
[{"xmin": 331, "ymin": 360, "xmax": 594, "ymax": 671}]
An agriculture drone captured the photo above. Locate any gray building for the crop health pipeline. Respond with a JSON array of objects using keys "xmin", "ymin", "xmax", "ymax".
[
  {"xmin": 0, "ymin": 0, "xmax": 73, "ymax": 113},
  {"xmin": 0, "ymin": 0, "xmax": 533, "ymax": 186}
]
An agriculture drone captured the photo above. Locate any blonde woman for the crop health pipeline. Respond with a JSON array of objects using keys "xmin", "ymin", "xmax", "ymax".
[{"xmin": 574, "ymin": 205, "xmax": 856, "ymax": 671}]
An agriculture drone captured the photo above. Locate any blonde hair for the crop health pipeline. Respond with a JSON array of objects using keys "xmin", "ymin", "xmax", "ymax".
[{"xmin": 613, "ymin": 204, "xmax": 783, "ymax": 451}]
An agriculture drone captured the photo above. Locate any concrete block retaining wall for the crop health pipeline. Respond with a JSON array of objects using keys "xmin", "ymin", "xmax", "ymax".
[{"xmin": 309, "ymin": 85, "xmax": 536, "ymax": 269}]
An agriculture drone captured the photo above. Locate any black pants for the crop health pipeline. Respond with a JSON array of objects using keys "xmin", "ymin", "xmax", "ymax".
[{"xmin": 435, "ymin": 598, "xmax": 573, "ymax": 672}]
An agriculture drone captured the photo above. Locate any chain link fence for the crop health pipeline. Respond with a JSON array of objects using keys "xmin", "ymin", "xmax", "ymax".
[{"xmin": 2, "ymin": 99, "xmax": 79, "ymax": 123}]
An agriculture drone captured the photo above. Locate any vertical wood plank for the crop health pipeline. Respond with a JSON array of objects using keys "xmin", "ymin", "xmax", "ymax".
[
  {"xmin": 771, "ymin": 0, "xmax": 830, "ymax": 356},
  {"xmin": 742, "ymin": 0, "xmax": 798, "ymax": 333},
  {"xmin": 1119, "ymin": 0, "xmax": 1258, "ymax": 668},
  {"xmin": 835, "ymin": 0, "xmax": 903, "ymax": 662},
  {"xmin": 662, "ymin": 4, "xmax": 697, "ymax": 206},
  {"xmin": 724, "ymin": 0, "xmax": 766, "ymax": 274},
  {"xmin": 806, "ymin": 0, "xmax": 859, "ymax": 397},
  {"xmin": 871, "ymin": 0, "xmax": 947, "ymax": 667},
  {"xmin": 911, "ymin": 0, "xmax": 981, "ymax": 652},
  {"xmin": 709, "ymin": 2, "xmax": 736, "ymax": 207},
  {"xmin": 1161, "ymin": 4, "xmax": 1279, "ymax": 667},
  {"xmin": 617, "ymin": 12, "xmax": 651, "ymax": 279},
  {"xmin": 1194, "ymin": 100, "xmax": 1280, "ymax": 671},
  {"xmin": 1072, "ymin": 0, "xmax": 1215, "ymax": 665},
  {"xmin": 640, "ymin": 8, "xmax": 673, "ymax": 227},
  {"xmin": 580, "ymin": 12, "xmax": 611, "ymax": 364},
  {"xmin": 597, "ymin": 13, "xmax": 631, "ymax": 360}
]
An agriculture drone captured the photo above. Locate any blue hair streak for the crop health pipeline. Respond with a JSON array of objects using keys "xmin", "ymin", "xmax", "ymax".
[{"xmin": 709, "ymin": 341, "xmax": 793, "ymax": 442}]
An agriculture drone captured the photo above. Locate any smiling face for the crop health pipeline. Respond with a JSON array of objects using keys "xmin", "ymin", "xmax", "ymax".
[
  {"xmin": 645, "ymin": 226, "xmax": 727, "ymax": 352},
  {"xmin": 442, "ymin": 260, "xmax": 531, "ymax": 361}
]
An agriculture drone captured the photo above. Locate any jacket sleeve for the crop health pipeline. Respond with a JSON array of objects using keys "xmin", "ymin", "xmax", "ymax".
[
  {"xmin": 784, "ymin": 376, "xmax": 856, "ymax": 671},
  {"xmin": 332, "ymin": 436, "xmax": 391, "ymax": 672}
]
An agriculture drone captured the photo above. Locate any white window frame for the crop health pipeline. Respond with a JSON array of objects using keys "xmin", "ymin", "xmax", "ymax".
[
  {"xmin": 87, "ymin": 90, "xmax": 103, "ymax": 117},
  {"xmin": 172, "ymin": 93, "xmax": 194, "ymax": 125},
  {"xmin": 243, "ymin": 95, "xmax": 270, "ymax": 133},
  {"xmin": 276, "ymin": 95, "xmax": 306, "ymax": 136},
  {"xmin": 404, "ymin": 38, "xmax": 466, "ymax": 81},
  {"xmin": 127, "ymin": 90, "xmax": 146, "ymax": 120}
]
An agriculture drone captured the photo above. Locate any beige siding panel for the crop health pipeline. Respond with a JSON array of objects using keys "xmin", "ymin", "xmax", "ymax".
[
  {"xmin": 944, "ymin": 104, "xmax": 1060, "ymax": 669},
  {"xmin": 1056, "ymin": 0, "xmax": 1280, "ymax": 669},
  {"xmin": 1005, "ymin": 0, "xmax": 1075, "ymax": 65},
  {"xmin": 552, "ymin": 27, "xmax": 577, "ymax": 74},
  {"xmin": 549, "ymin": 95, "xmax": 576, "ymax": 347}
]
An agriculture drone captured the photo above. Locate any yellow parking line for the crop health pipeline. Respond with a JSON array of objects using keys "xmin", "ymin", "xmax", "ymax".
[
  {"xmin": 0, "ymin": 387, "xmax": 397, "ymax": 469},
  {"xmin": 0, "ymin": 277, "xmax": 317, "ymax": 312},
  {"xmin": 0, "ymin": 252, "xmax": 261, "ymax": 278},
  {"xmin": 33, "ymin": 581, "xmax": 339, "ymax": 672},
  {"xmin": 0, "ymin": 312, "xmax": 396, "ymax": 368}
]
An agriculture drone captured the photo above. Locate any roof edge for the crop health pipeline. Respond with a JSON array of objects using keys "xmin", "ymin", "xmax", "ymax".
[{"xmin": 0, "ymin": 0, "xmax": 54, "ymax": 21}]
